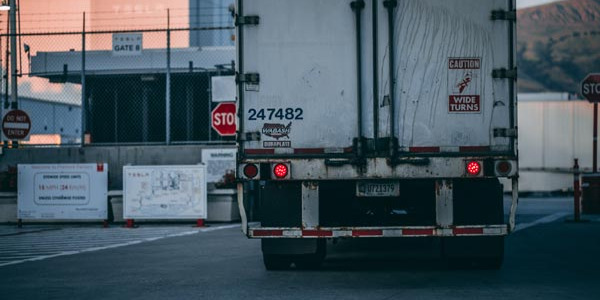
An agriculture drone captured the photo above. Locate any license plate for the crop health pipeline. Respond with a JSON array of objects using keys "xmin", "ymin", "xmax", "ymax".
[{"xmin": 356, "ymin": 182, "xmax": 400, "ymax": 197}]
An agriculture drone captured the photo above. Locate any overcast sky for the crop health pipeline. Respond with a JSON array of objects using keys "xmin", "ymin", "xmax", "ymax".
[{"xmin": 517, "ymin": 0, "xmax": 566, "ymax": 9}]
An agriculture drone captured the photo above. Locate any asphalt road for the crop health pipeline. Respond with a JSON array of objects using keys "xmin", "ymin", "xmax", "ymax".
[{"xmin": 1, "ymin": 196, "xmax": 599, "ymax": 300}]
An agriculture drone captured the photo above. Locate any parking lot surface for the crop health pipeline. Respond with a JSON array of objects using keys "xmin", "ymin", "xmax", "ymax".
[{"xmin": 1, "ymin": 197, "xmax": 599, "ymax": 300}]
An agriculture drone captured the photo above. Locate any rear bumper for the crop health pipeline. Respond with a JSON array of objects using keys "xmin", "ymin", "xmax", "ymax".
[
  {"xmin": 238, "ymin": 157, "xmax": 517, "ymax": 181},
  {"xmin": 248, "ymin": 223, "xmax": 508, "ymax": 239},
  {"xmin": 237, "ymin": 178, "xmax": 520, "ymax": 238}
]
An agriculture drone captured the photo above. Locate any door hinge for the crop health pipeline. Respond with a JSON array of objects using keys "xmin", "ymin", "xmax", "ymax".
[
  {"xmin": 491, "ymin": 10, "xmax": 516, "ymax": 21},
  {"xmin": 494, "ymin": 128, "xmax": 517, "ymax": 138},
  {"xmin": 350, "ymin": 0, "xmax": 365, "ymax": 11},
  {"xmin": 236, "ymin": 73, "xmax": 260, "ymax": 85},
  {"xmin": 383, "ymin": 0, "xmax": 397, "ymax": 9},
  {"xmin": 235, "ymin": 15, "xmax": 260, "ymax": 26},
  {"xmin": 492, "ymin": 68, "xmax": 517, "ymax": 80},
  {"xmin": 241, "ymin": 132, "xmax": 261, "ymax": 142}
]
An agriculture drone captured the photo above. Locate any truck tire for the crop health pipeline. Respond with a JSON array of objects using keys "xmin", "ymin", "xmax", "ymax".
[
  {"xmin": 261, "ymin": 239, "xmax": 326, "ymax": 270},
  {"xmin": 263, "ymin": 254, "xmax": 293, "ymax": 271},
  {"xmin": 442, "ymin": 236, "xmax": 505, "ymax": 270},
  {"xmin": 294, "ymin": 240, "xmax": 326, "ymax": 270}
]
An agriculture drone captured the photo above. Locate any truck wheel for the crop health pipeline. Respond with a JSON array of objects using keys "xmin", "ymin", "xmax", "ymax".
[
  {"xmin": 294, "ymin": 254, "xmax": 325, "ymax": 270},
  {"xmin": 263, "ymin": 254, "xmax": 293, "ymax": 271},
  {"xmin": 444, "ymin": 253, "xmax": 504, "ymax": 270},
  {"xmin": 293, "ymin": 240, "xmax": 326, "ymax": 270},
  {"xmin": 442, "ymin": 236, "xmax": 504, "ymax": 270}
]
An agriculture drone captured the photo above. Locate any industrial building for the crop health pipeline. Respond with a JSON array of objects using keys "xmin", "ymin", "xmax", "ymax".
[
  {"xmin": 26, "ymin": 0, "xmax": 235, "ymax": 144},
  {"xmin": 30, "ymin": 47, "xmax": 234, "ymax": 144},
  {"xmin": 1, "ymin": 95, "xmax": 81, "ymax": 145}
]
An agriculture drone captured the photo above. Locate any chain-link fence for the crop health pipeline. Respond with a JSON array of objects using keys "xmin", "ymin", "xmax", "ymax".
[{"xmin": 1, "ymin": 22, "xmax": 236, "ymax": 147}]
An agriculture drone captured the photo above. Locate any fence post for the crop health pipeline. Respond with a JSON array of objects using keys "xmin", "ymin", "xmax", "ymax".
[
  {"xmin": 3, "ymin": 21, "xmax": 7, "ymax": 147},
  {"xmin": 81, "ymin": 12, "xmax": 86, "ymax": 146},
  {"xmin": 9, "ymin": 0, "xmax": 17, "ymax": 147},
  {"xmin": 165, "ymin": 9, "xmax": 171, "ymax": 145},
  {"xmin": 208, "ymin": 71, "xmax": 212, "ymax": 141},
  {"xmin": 573, "ymin": 158, "xmax": 581, "ymax": 222},
  {"xmin": 9, "ymin": 0, "xmax": 17, "ymax": 110},
  {"xmin": 0, "ymin": 30, "xmax": 3, "ymax": 144}
]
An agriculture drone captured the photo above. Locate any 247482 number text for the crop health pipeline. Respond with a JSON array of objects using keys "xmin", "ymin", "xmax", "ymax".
[{"xmin": 248, "ymin": 108, "xmax": 304, "ymax": 121}]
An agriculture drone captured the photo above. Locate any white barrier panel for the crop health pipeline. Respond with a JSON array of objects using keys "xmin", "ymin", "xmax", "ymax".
[
  {"xmin": 123, "ymin": 165, "xmax": 207, "ymax": 219},
  {"xmin": 519, "ymin": 101, "xmax": 596, "ymax": 170},
  {"xmin": 201, "ymin": 148, "xmax": 236, "ymax": 184},
  {"xmin": 18, "ymin": 164, "xmax": 108, "ymax": 220},
  {"xmin": 211, "ymin": 76, "xmax": 236, "ymax": 102},
  {"xmin": 503, "ymin": 100, "xmax": 597, "ymax": 192}
]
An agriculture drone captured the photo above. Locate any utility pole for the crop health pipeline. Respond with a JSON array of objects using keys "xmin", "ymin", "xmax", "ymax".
[
  {"xmin": 9, "ymin": 0, "xmax": 17, "ymax": 110},
  {"xmin": 81, "ymin": 12, "xmax": 86, "ymax": 146}
]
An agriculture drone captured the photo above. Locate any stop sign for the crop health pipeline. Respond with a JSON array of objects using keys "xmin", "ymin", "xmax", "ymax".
[
  {"xmin": 211, "ymin": 102, "xmax": 237, "ymax": 136},
  {"xmin": 2, "ymin": 109, "xmax": 31, "ymax": 140},
  {"xmin": 582, "ymin": 73, "xmax": 600, "ymax": 103}
]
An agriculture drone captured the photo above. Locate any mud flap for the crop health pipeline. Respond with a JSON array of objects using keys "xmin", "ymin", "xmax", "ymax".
[
  {"xmin": 443, "ymin": 178, "xmax": 505, "ymax": 269},
  {"xmin": 262, "ymin": 239, "xmax": 327, "ymax": 270}
]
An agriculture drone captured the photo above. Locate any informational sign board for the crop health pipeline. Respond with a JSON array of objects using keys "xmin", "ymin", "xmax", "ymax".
[
  {"xmin": 18, "ymin": 164, "xmax": 108, "ymax": 220},
  {"xmin": 201, "ymin": 148, "xmax": 236, "ymax": 184},
  {"xmin": 212, "ymin": 102, "xmax": 237, "ymax": 136},
  {"xmin": 123, "ymin": 165, "xmax": 207, "ymax": 219},
  {"xmin": 581, "ymin": 73, "xmax": 600, "ymax": 103},
  {"xmin": 448, "ymin": 58, "xmax": 481, "ymax": 113},
  {"xmin": 112, "ymin": 33, "xmax": 143, "ymax": 56},
  {"xmin": 211, "ymin": 76, "xmax": 236, "ymax": 102},
  {"xmin": 3, "ymin": 109, "xmax": 31, "ymax": 140}
]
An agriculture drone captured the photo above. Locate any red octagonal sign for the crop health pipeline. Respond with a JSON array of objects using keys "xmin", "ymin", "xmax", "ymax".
[
  {"xmin": 582, "ymin": 73, "xmax": 600, "ymax": 103},
  {"xmin": 2, "ymin": 109, "xmax": 31, "ymax": 140},
  {"xmin": 211, "ymin": 102, "xmax": 237, "ymax": 136}
]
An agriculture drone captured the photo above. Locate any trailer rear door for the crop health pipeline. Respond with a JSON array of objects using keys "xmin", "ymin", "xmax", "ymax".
[
  {"xmin": 238, "ymin": 0, "xmax": 516, "ymax": 157},
  {"xmin": 376, "ymin": 0, "xmax": 515, "ymax": 154},
  {"xmin": 238, "ymin": 0, "xmax": 360, "ymax": 156}
]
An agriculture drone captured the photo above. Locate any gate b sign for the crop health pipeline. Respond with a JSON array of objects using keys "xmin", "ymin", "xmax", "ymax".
[
  {"xmin": 211, "ymin": 102, "xmax": 237, "ymax": 136},
  {"xmin": 582, "ymin": 74, "xmax": 600, "ymax": 103}
]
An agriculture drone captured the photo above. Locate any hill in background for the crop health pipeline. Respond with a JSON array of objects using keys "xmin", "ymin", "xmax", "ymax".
[{"xmin": 518, "ymin": 0, "xmax": 600, "ymax": 93}]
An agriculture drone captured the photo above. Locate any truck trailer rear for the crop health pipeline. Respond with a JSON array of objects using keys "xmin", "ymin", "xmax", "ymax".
[{"xmin": 235, "ymin": 0, "xmax": 518, "ymax": 270}]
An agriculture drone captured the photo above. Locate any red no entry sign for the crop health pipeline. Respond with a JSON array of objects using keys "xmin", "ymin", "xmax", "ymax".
[
  {"xmin": 2, "ymin": 109, "xmax": 31, "ymax": 140},
  {"xmin": 211, "ymin": 102, "xmax": 237, "ymax": 136},
  {"xmin": 582, "ymin": 74, "xmax": 600, "ymax": 103}
]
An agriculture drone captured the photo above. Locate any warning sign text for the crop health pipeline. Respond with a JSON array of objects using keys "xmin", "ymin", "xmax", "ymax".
[
  {"xmin": 449, "ymin": 58, "xmax": 481, "ymax": 70},
  {"xmin": 449, "ymin": 95, "xmax": 481, "ymax": 113}
]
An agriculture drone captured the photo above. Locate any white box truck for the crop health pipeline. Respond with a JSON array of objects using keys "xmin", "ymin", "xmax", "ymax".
[{"xmin": 235, "ymin": 0, "xmax": 518, "ymax": 270}]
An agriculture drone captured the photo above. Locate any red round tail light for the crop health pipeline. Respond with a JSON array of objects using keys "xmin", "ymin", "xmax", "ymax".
[
  {"xmin": 243, "ymin": 164, "xmax": 259, "ymax": 179},
  {"xmin": 273, "ymin": 163, "xmax": 289, "ymax": 179},
  {"xmin": 466, "ymin": 161, "xmax": 481, "ymax": 176},
  {"xmin": 496, "ymin": 161, "xmax": 512, "ymax": 175}
]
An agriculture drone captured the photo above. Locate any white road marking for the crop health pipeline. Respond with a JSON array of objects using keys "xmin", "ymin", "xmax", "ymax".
[
  {"xmin": 200, "ymin": 224, "xmax": 240, "ymax": 232},
  {"xmin": 0, "ymin": 224, "xmax": 239, "ymax": 267},
  {"xmin": 513, "ymin": 213, "xmax": 570, "ymax": 233}
]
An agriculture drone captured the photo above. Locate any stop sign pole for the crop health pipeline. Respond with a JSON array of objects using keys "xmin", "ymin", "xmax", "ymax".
[
  {"xmin": 581, "ymin": 74, "xmax": 600, "ymax": 172},
  {"xmin": 592, "ymin": 100, "xmax": 598, "ymax": 173}
]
